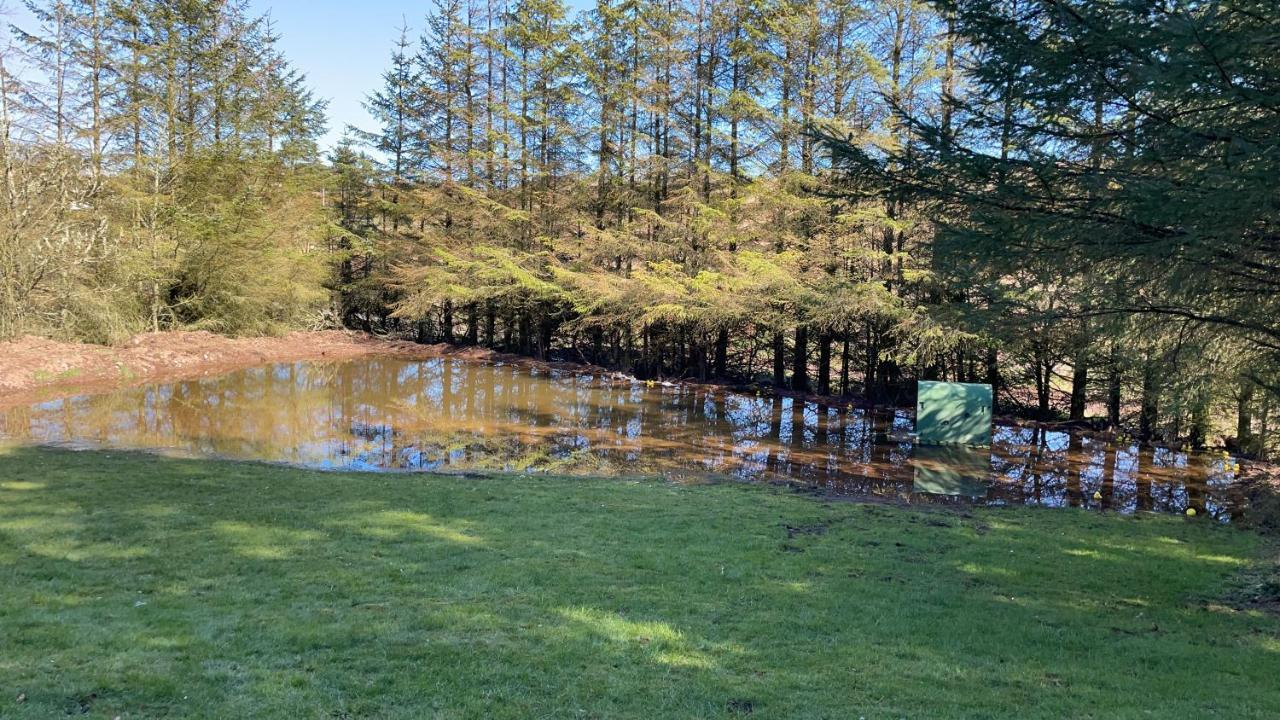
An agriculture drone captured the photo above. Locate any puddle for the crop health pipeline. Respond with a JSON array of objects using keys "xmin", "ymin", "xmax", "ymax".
[{"xmin": 0, "ymin": 357, "xmax": 1247, "ymax": 518}]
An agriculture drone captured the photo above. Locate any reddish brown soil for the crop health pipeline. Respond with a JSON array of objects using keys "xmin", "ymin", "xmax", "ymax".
[{"xmin": 0, "ymin": 330, "xmax": 498, "ymax": 407}]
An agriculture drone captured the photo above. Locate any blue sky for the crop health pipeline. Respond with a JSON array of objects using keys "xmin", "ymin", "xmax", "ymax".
[
  {"xmin": 254, "ymin": 0, "xmax": 596, "ymax": 151},
  {"xmin": 2, "ymin": 0, "xmax": 594, "ymax": 151}
]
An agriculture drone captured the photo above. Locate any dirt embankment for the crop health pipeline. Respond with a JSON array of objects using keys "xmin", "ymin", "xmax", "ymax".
[{"xmin": 0, "ymin": 330, "xmax": 497, "ymax": 407}]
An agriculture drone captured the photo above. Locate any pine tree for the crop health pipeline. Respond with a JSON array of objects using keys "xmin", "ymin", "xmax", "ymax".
[{"xmin": 356, "ymin": 23, "xmax": 424, "ymax": 184}]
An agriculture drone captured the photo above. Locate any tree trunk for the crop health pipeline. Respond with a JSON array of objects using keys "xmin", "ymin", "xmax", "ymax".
[
  {"xmin": 816, "ymin": 333, "xmax": 831, "ymax": 396},
  {"xmin": 465, "ymin": 303, "xmax": 478, "ymax": 345},
  {"xmin": 772, "ymin": 332, "xmax": 786, "ymax": 387},
  {"xmin": 1107, "ymin": 354, "xmax": 1123, "ymax": 427},
  {"xmin": 442, "ymin": 301, "xmax": 454, "ymax": 343},
  {"xmin": 537, "ymin": 317, "xmax": 553, "ymax": 360},
  {"xmin": 840, "ymin": 337, "xmax": 850, "ymax": 397},
  {"xmin": 1069, "ymin": 355, "xmax": 1088, "ymax": 421},
  {"xmin": 1139, "ymin": 361, "xmax": 1159, "ymax": 440},
  {"xmin": 1034, "ymin": 351, "xmax": 1052, "ymax": 418},
  {"xmin": 1237, "ymin": 380, "xmax": 1254, "ymax": 453},
  {"xmin": 792, "ymin": 325, "xmax": 809, "ymax": 392},
  {"xmin": 713, "ymin": 328, "xmax": 728, "ymax": 378},
  {"xmin": 985, "ymin": 346, "xmax": 999, "ymax": 409},
  {"xmin": 1190, "ymin": 393, "xmax": 1209, "ymax": 449},
  {"xmin": 1257, "ymin": 394, "xmax": 1270, "ymax": 460},
  {"xmin": 866, "ymin": 329, "xmax": 879, "ymax": 405},
  {"xmin": 517, "ymin": 311, "xmax": 530, "ymax": 354}
]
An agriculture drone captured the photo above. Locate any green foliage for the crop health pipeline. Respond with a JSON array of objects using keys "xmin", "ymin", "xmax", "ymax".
[
  {"xmin": 1, "ymin": 0, "xmax": 331, "ymax": 341},
  {"xmin": 827, "ymin": 0, "xmax": 1280, "ymax": 441},
  {"xmin": 8, "ymin": 0, "xmax": 1277, "ymax": 449}
]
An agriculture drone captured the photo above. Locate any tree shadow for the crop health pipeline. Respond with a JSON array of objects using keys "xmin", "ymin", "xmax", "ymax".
[{"xmin": 1, "ymin": 445, "xmax": 1277, "ymax": 718}]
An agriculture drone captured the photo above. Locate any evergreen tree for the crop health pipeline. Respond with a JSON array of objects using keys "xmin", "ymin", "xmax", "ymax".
[{"xmin": 356, "ymin": 23, "xmax": 424, "ymax": 184}]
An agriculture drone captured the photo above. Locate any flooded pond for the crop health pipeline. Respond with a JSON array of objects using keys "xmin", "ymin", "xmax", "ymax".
[{"xmin": 0, "ymin": 357, "xmax": 1247, "ymax": 518}]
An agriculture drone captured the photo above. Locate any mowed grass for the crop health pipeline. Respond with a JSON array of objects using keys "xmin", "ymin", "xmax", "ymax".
[{"xmin": 1, "ymin": 447, "xmax": 1278, "ymax": 719}]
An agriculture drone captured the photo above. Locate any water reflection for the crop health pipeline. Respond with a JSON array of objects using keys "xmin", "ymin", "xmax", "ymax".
[
  {"xmin": 0, "ymin": 358, "xmax": 1247, "ymax": 518},
  {"xmin": 913, "ymin": 446, "xmax": 989, "ymax": 498}
]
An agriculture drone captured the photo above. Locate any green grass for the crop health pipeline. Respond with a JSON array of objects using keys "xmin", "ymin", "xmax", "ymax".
[
  {"xmin": 1, "ymin": 446, "xmax": 1277, "ymax": 719},
  {"xmin": 30, "ymin": 368, "xmax": 81, "ymax": 383}
]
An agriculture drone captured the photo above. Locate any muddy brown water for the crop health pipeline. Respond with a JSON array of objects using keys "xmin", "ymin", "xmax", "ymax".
[{"xmin": 0, "ymin": 357, "xmax": 1248, "ymax": 519}]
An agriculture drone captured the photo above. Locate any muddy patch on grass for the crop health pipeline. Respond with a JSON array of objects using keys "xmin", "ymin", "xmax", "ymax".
[
  {"xmin": 1216, "ymin": 559, "xmax": 1280, "ymax": 616},
  {"xmin": 1239, "ymin": 468, "xmax": 1280, "ymax": 536},
  {"xmin": 784, "ymin": 523, "xmax": 828, "ymax": 539},
  {"xmin": 1222, "ymin": 475, "xmax": 1280, "ymax": 615}
]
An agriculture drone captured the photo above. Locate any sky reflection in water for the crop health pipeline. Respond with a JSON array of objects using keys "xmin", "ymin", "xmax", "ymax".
[{"xmin": 0, "ymin": 358, "xmax": 1245, "ymax": 519}]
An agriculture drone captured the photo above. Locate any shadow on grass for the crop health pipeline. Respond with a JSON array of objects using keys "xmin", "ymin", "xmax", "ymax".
[{"xmin": 1, "ymin": 445, "xmax": 1278, "ymax": 719}]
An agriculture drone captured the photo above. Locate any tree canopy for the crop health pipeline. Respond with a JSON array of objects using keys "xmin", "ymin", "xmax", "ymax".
[{"xmin": 3, "ymin": 0, "xmax": 1276, "ymax": 457}]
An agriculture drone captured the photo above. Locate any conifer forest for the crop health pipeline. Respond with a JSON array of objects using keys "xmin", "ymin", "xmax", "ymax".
[{"xmin": 3, "ymin": 0, "xmax": 1278, "ymax": 454}]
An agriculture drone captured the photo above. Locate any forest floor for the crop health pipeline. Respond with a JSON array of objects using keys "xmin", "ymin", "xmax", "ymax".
[{"xmin": 2, "ymin": 446, "xmax": 1279, "ymax": 718}]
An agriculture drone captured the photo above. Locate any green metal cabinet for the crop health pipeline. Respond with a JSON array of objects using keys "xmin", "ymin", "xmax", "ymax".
[{"xmin": 915, "ymin": 380, "xmax": 993, "ymax": 447}]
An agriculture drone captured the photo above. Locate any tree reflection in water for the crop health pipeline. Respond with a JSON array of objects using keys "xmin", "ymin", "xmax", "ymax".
[{"xmin": 0, "ymin": 358, "xmax": 1247, "ymax": 518}]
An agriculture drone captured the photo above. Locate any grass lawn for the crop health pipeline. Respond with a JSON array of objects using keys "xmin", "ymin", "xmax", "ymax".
[{"xmin": 1, "ymin": 446, "xmax": 1278, "ymax": 718}]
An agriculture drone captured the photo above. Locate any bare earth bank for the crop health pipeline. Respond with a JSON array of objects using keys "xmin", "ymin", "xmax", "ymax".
[{"xmin": 0, "ymin": 330, "xmax": 494, "ymax": 406}]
